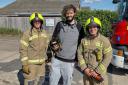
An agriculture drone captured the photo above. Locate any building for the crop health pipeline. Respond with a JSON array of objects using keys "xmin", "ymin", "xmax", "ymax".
[{"xmin": 0, "ymin": 0, "xmax": 80, "ymax": 32}]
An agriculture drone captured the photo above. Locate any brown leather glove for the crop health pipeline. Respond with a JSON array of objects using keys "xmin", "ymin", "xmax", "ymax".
[
  {"xmin": 90, "ymin": 71, "xmax": 104, "ymax": 82},
  {"xmin": 22, "ymin": 65, "xmax": 29, "ymax": 74},
  {"xmin": 93, "ymin": 74, "xmax": 104, "ymax": 82},
  {"xmin": 83, "ymin": 68, "xmax": 92, "ymax": 77}
]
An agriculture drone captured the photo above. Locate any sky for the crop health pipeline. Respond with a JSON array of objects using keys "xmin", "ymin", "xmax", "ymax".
[
  {"xmin": 0, "ymin": 0, "xmax": 117, "ymax": 11},
  {"xmin": 80, "ymin": 0, "xmax": 117, "ymax": 11},
  {"xmin": 0, "ymin": 0, "xmax": 16, "ymax": 8}
]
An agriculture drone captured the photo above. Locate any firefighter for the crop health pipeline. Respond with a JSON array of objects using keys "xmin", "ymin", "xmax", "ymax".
[
  {"xmin": 19, "ymin": 12, "xmax": 49, "ymax": 85},
  {"xmin": 77, "ymin": 16, "xmax": 112, "ymax": 85}
]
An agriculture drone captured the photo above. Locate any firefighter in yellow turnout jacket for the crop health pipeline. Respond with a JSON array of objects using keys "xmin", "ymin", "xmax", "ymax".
[
  {"xmin": 77, "ymin": 17, "xmax": 112, "ymax": 85},
  {"xmin": 19, "ymin": 12, "xmax": 49, "ymax": 85}
]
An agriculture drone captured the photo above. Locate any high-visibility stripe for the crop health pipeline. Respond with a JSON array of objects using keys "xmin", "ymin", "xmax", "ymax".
[
  {"xmin": 96, "ymin": 42, "xmax": 100, "ymax": 47},
  {"xmin": 96, "ymin": 42, "xmax": 103, "ymax": 48},
  {"xmin": 20, "ymin": 40, "xmax": 29, "ymax": 47},
  {"xmin": 99, "ymin": 64, "xmax": 106, "ymax": 74},
  {"xmin": 28, "ymin": 58, "xmax": 45, "ymax": 64},
  {"xmin": 41, "ymin": 33, "xmax": 47, "ymax": 38},
  {"xmin": 83, "ymin": 41, "xmax": 88, "ymax": 45},
  {"xmin": 29, "ymin": 35, "xmax": 38, "ymax": 41},
  {"xmin": 21, "ymin": 57, "xmax": 28, "ymax": 61},
  {"xmin": 79, "ymin": 59, "xmax": 86, "ymax": 66},
  {"xmin": 101, "ymin": 42, "xmax": 103, "ymax": 47},
  {"xmin": 29, "ymin": 34, "xmax": 47, "ymax": 41},
  {"xmin": 104, "ymin": 46, "xmax": 112, "ymax": 54}
]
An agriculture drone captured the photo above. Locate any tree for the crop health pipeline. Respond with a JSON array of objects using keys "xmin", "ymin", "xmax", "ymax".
[{"xmin": 76, "ymin": 9, "xmax": 118, "ymax": 36}]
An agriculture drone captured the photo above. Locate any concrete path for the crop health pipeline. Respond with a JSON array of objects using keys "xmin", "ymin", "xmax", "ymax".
[{"xmin": 0, "ymin": 36, "xmax": 128, "ymax": 85}]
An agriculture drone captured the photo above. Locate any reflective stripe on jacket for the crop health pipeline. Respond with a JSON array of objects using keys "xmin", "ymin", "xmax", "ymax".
[
  {"xmin": 77, "ymin": 34, "xmax": 112, "ymax": 75},
  {"xmin": 20, "ymin": 28, "xmax": 50, "ymax": 65}
]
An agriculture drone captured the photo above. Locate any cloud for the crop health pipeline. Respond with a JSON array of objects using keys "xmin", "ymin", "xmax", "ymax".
[{"xmin": 82, "ymin": 0, "xmax": 102, "ymax": 4}]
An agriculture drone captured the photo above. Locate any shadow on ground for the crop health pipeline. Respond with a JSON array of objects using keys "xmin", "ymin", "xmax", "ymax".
[
  {"xmin": 107, "ymin": 63, "xmax": 128, "ymax": 75},
  {"xmin": 17, "ymin": 64, "xmax": 63, "ymax": 85},
  {"xmin": 0, "ymin": 59, "xmax": 21, "ymax": 72}
]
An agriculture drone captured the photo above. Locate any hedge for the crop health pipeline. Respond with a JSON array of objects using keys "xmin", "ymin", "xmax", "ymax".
[
  {"xmin": 0, "ymin": 28, "xmax": 21, "ymax": 35},
  {"xmin": 76, "ymin": 9, "xmax": 118, "ymax": 36}
]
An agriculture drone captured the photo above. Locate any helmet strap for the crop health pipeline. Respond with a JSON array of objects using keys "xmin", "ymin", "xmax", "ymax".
[
  {"xmin": 88, "ymin": 32, "xmax": 99, "ymax": 39},
  {"xmin": 86, "ymin": 27, "xmax": 100, "ymax": 39},
  {"xmin": 30, "ymin": 26, "xmax": 33, "ymax": 36}
]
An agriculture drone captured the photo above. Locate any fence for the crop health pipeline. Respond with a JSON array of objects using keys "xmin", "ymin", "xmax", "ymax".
[{"xmin": 0, "ymin": 16, "xmax": 61, "ymax": 33}]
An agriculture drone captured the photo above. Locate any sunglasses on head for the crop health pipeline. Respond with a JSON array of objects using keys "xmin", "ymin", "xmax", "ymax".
[{"xmin": 51, "ymin": 42, "xmax": 58, "ymax": 46}]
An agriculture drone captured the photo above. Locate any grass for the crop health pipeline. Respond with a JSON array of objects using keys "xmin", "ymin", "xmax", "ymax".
[{"xmin": 0, "ymin": 28, "xmax": 21, "ymax": 35}]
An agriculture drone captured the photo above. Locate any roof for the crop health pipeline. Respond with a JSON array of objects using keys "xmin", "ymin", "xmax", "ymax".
[{"xmin": 0, "ymin": 0, "xmax": 80, "ymax": 16}]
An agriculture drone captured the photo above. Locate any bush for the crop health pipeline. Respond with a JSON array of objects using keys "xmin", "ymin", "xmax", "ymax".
[
  {"xmin": 0, "ymin": 28, "xmax": 21, "ymax": 35},
  {"xmin": 76, "ymin": 9, "xmax": 118, "ymax": 36}
]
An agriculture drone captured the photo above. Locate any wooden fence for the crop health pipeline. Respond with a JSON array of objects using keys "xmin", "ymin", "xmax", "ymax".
[{"xmin": 0, "ymin": 16, "xmax": 61, "ymax": 33}]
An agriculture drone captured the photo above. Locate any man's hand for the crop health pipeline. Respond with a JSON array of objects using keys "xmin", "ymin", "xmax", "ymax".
[
  {"xmin": 90, "ymin": 70, "xmax": 98, "ymax": 78},
  {"xmin": 90, "ymin": 70, "xmax": 104, "ymax": 82},
  {"xmin": 84, "ymin": 68, "xmax": 104, "ymax": 82},
  {"xmin": 22, "ymin": 65, "xmax": 29, "ymax": 74},
  {"xmin": 84, "ymin": 68, "xmax": 92, "ymax": 77},
  {"xmin": 45, "ymin": 58, "xmax": 51, "ymax": 63}
]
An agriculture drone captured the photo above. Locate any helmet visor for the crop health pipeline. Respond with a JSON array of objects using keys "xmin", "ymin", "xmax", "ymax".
[
  {"xmin": 33, "ymin": 17, "xmax": 43, "ymax": 24},
  {"xmin": 88, "ymin": 22, "xmax": 99, "ymax": 28}
]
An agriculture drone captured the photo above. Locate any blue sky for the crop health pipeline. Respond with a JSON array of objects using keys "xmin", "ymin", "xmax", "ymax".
[
  {"xmin": 0, "ymin": 0, "xmax": 117, "ymax": 11},
  {"xmin": 80, "ymin": 0, "xmax": 117, "ymax": 11},
  {"xmin": 0, "ymin": 0, "xmax": 16, "ymax": 8}
]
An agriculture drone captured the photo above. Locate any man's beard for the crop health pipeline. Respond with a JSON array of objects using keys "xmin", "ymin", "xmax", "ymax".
[{"xmin": 66, "ymin": 16, "xmax": 74, "ymax": 23}]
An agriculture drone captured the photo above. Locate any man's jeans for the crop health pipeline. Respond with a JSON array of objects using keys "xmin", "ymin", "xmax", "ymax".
[{"xmin": 50, "ymin": 57, "xmax": 74, "ymax": 85}]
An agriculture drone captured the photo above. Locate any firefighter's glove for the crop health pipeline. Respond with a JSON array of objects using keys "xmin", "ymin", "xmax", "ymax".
[
  {"xmin": 90, "ymin": 71, "xmax": 104, "ymax": 82},
  {"xmin": 83, "ymin": 68, "xmax": 92, "ymax": 77},
  {"xmin": 22, "ymin": 65, "xmax": 29, "ymax": 74}
]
